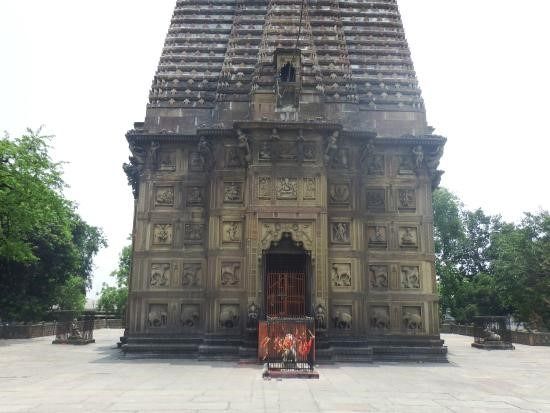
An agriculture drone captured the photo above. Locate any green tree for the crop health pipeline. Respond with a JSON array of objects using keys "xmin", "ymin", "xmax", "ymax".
[
  {"xmin": 97, "ymin": 244, "xmax": 130, "ymax": 317},
  {"xmin": 0, "ymin": 129, "xmax": 106, "ymax": 321}
]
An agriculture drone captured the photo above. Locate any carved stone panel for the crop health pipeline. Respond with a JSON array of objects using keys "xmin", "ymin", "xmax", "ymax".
[
  {"xmin": 189, "ymin": 152, "xmax": 204, "ymax": 172},
  {"xmin": 303, "ymin": 177, "xmax": 316, "ymax": 200},
  {"xmin": 260, "ymin": 222, "xmax": 314, "ymax": 250},
  {"xmin": 369, "ymin": 265, "xmax": 389, "ymax": 289},
  {"xmin": 148, "ymin": 304, "xmax": 168, "ymax": 328},
  {"xmin": 401, "ymin": 266, "xmax": 421, "ymax": 289},
  {"xmin": 221, "ymin": 262, "xmax": 241, "ymax": 287},
  {"xmin": 398, "ymin": 155, "xmax": 415, "ymax": 175},
  {"xmin": 222, "ymin": 221, "xmax": 242, "ymax": 243},
  {"xmin": 398, "ymin": 189, "xmax": 416, "ymax": 211},
  {"xmin": 152, "ymin": 224, "xmax": 173, "ymax": 245},
  {"xmin": 367, "ymin": 225, "xmax": 388, "ymax": 247},
  {"xmin": 331, "ymin": 149, "xmax": 349, "ymax": 169},
  {"xmin": 368, "ymin": 155, "xmax": 385, "ymax": 176},
  {"xmin": 332, "ymin": 305, "xmax": 352, "ymax": 330},
  {"xmin": 158, "ymin": 152, "xmax": 176, "ymax": 171},
  {"xmin": 258, "ymin": 177, "xmax": 272, "ymax": 199},
  {"xmin": 329, "ymin": 183, "xmax": 351, "ymax": 205},
  {"xmin": 330, "ymin": 263, "xmax": 352, "ymax": 288},
  {"xmin": 258, "ymin": 141, "xmax": 272, "ymax": 161},
  {"xmin": 187, "ymin": 186, "xmax": 204, "ymax": 206},
  {"xmin": 181, "ymin": 304, "xmax": 200, "ymax": 328},
  {"xmin": 225, "ymin": 147, "xmax": 242, "ymax": 167},
  {"xmin": 303, "ymin": 143, "xmax": 316, "ymax": 161},
  {"xmin": 224, "ymin": 182, "xmax": 243, "ymax": 203},
  {"xmin": 155, "ymin": 187, "xmax": 174, "ymax": 207},
  {"xmin": 330, "ymin": 222, "xmax": 351, "ymax": 244},
  {"xmin": 366, "ymin": 189, "xmax": 386, "ymax": 212},
  {"xmin": 370, "ymin": 306, "xmax": 390, "ymax": 331},
  {"xmin": 399, "ymin": 227, "xmax": 418, "ymax": 248},
  {"xmin": 182, "ymin": 263, "xmax": 202, "ymax": 287},
  {"xmin": 402, "ymin": 306, "xmax": 423, "ymax": 331},
  {"xmin": 276, "ymin": 178, "xmax": 298, "ymax": 200},
  {"xmin": 219, "ymin": 304, "xmax": 240, "ymax": 329},
  {"xmin": 150, "ymin": 263, "xmax": 171, "ymax": 288},
  {"xmin": 183, "ymin": 223, "xmax": 204, "ymax": 243}
]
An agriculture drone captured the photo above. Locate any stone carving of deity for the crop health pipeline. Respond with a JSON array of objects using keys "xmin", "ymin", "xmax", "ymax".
[
  {"xmin": 400, "ymin": 227, "xmax": 417, "ymax": 247},
  {"xmin": 224, "ymin": 182, "xmax": 242, "ymax": 202},
  {"xmin": 258, "ymin": 177, "xmax": 271, "ymax": 199},
  {"xmin": 303, "ymin": 178, "xmax": 316, "ymax": 200},
  {"xmin": 329, "ymin": 184, "xmax": 350, "ymax": 203},
  {"xmin": 370, "ymin": 265, "xmax": 388, "ymax": 289},
  {"xmin": 221, "ymin": 263, "xmax": 241, "ymax": 287},
  {"xmin": 259, "ymin": 141, "xmax": 271, "ymax": 161},
  {"xmin": 182, "ymin": 264, "xmax": 201, "ymax": 287},
  {"xmin": 236, "ymin": 129, "xmax": 251, "ymax": 165},
  {"xmin": 276, "ymin": 178, "xmax": 298, "ymax": 200},
  {"xmin": 155, "ymin": 187, "xmax": 174, "ymax": 206},
  {"xmin": 324, "ymin": 130, "xmax": 339, "ymax": 166},
  {"xmin": 401, "ymin": 266, "xmax": 420, "ymax": 289},
  {"xmin": 187, "ymin": 186, "xmax": 204, "ymax": 205},
  {"xmin": 224, "ymin": 222, "xmax": 241, "ymax": 242},
  {"xmin": 399, "ymin": 189, "xmax": 416, "ymax": 210}
]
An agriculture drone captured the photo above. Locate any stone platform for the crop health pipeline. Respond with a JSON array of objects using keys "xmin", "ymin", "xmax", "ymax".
[{"xmin": 1, "ymin": 330, "xmax": 550, "ymax": 412}]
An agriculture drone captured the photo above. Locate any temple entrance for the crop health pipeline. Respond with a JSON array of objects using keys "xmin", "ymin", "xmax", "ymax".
[{"xmin": 262, "ymin": 232, "xmax": 311, "ymax": 318}]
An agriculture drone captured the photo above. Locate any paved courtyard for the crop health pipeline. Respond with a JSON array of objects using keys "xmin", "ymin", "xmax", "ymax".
[{"xmin": 1, "ymin": 330, "xmax": 549, "ymax": 413}]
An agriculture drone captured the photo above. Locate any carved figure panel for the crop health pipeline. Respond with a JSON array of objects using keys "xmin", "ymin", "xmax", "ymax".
[
  {"xmin": 153, "ymin": 224, "xmax": 173, "ymax": 245},
  {"xmin": 303, "ymin": 143, "xmax": 316, "ymax": 161},
  {"xmin": 148, "ymin": 304, "xmax": 168, "ymax": 328},
  {"xmin": 246, "ymin": 303, "xmax": 260, "ymax": 330},
  {"xmin": 402, "ymin": 306, "xmax": 423, "ymax": 331},
  {"xmin": 182, "ymin": 263, "xmax": 202, "ymax": 288},
  {"xmin": 401, "ymin": 266, "xmax": 421, "ymax": 289},
  {"xmin": 259, "ymin": 141, "xmax": 272, "ymax": 161},
  {"xmin": 158, "ymin": 152, "xmax": 176, "ymax": 171},
  {"xmin": 368, "ymin": 155, "xmax": 385, "ymax": 176},
  {"xmin": 398, "ymin": 189, "xmax": 416, "ymax": 211},
  {"xmin": 369, "ymin": 265, "xmax": 389, "ymax": 289},
  {"xmin": 155, "ymin": 187, "xmax": 174, "ymax": 206},
  {"xmin": 150, "ymin": 263, "xmax": 171, "ymax": 288},
  {"xmin": 332, "ymin": 306, "xmax": 352, "ymax": 330},
  {"xmin": 331, "ymin": 149, "xmax": 349, "ymax": 169},
  {"xmin": 399, "ymin": 227, "xmax": 418, "ymax": 248},
  {"xmin": 260, "ymin": 222, "xmax": 313, "ymax": 251},
  {"xmin": 219, "ymin": 304, "xmax": 240, "ymax": 329},
  {"xmin": 181, "ymin": 304, "xmax": 200, "ymax": 328},
  {"xmin": 330, "ymin": 263, "xmax": 352, "ymax": 288},
  {"xmin": 398, "ymin": 155, "xmax": 415, "ymax": 175},
  {"xmin": 187, "ymin": 186, "xmax": 204, "ymax": 206},
  {"xmin": 329, "ymin": 183, "xmax": 351, "ymax": 204},
  {"xmin": 184, "ymin": 223, "xmax": 204, "ymax": 242},
  {"xmin": 221, "ymin": 262, "xmax": 241, "ymax": 287},
  {"xmin": 224, "ymin": 182, "xmax": 243, "ymax": 203},
  {"xmin": 189, "ymin": 152, "xmax": 203, "ymax": 172},
  {"xmin": 258, "ymin": 177, "xmax": 272, "ymax": 199},
  {"xmin": 367, "ymin": 226, "xmax": 387, "ymax": 247},
  {"xmin": 303, "ymin": 177, "xmax": 316, "ymax": 200},
  {"xmin": 276, "ymin": 178, "xmax": 298, "ymax": 200},
  {"xmin": 222, "ymin": 221, "xmax": 242, "ymax": 243},
  {"xmin": 370, "ymin": 306, "xmax": 390, "ymax": 330},
  {"xmin": 315, "ymin": 303, "xmax": 327, "ymax": 330},
  {"xmin": 331, "ymin": 222, "xmax": 351, "ymax": 244},
  {"xmin": 225, "ymin": 147, "xmax": 242, "ymax": 167},
  {"xmin": 366, "ymin": 189, "xmax": 386, "ymax": 212}
]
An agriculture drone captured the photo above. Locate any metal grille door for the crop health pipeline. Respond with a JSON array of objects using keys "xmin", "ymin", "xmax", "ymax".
[{"xmin": 266, "ymin": 272, "xmax": 306, "ymax": 317}]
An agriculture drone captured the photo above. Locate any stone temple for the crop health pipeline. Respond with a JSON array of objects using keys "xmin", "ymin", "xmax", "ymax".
[{"xmin": 122, "ymin": 0, "xmax": 447, "ymax": 361}]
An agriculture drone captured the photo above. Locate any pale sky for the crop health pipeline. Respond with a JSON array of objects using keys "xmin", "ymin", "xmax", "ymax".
[{"xmin": 1, "ymin": 1, "xmax": 549, "ymax": 297}]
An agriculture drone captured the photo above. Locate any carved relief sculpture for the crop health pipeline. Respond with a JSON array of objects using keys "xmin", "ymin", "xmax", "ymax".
[
  {"xmin": 398, "ymin": 189, "xmax": 416, "ymax": 211},
  {"xmin": 370, "ymin": 307, "xmax": 390, "ymax": 330},
  {"xmin": 225, "ymin": 147, "xmax": 242, "ymax": 167},
  {"xmin": 412, "ymin": 145, "xmax": 424, "ymax": 172},
  {"xmin": 221, "ymin": 262, "xmax": 241, "ymax": 287},
  {"xmin": 260, "ymin": 223, "xmax": 313, "ymax": 250},
  {"xmin": 331, "ymin": 222, "xmax": 350, "ymax": 244},
  {"xmin": 150, "ymin": 263, "xmax": 171, "ymax": 288},
  {"xmin": 332, "ymin": 307, "xmax": 352, "ymax": 330},
  {"xmin": 181, "ymin": 305, "xmax": 200, "ymax": 328},
  {"xmin": 148, "ymin": 304, "xmax": 168, "ymax": 328},
  {"xmin": 224, "ymin": 182, "xmax": 243, "ymax": 202},
  {"xmin": 158, "ymin": 151, "xmax": 176, "ymax": 171},
  {"xmin": 329, "ymin": 184, "xmax": 350, "ymax": 204},
  {"xmin": 246, "ymin": 303, "xmax": 260, "ymax": 330},
  {"xmin": 370, "ymin": 265, "xmax": 389, "ymax": 289},
  {"xmin": 399, "ymin": 227, "xmax": 418, "ymax": 248},
  {"xmin": 276, "ymin": 178, "xmax": 298, "ymax": 200},
  {"xmin": 184, "ymin": 223, "xmax": 204, "ymax": 242},
  {"xmin": 398, "ymin": 155, "xmax": 415, "ymax": 175},
  {"xmin": 324, "ymin": 130, "xmax": 339, "ymax": 166},
  {"xmin": 182, "ymin": 263, "xmax": 201, "ymax": 287},
  {"xmin": 403, "ymin": 307, "xmax": 423, "ymax": 331},
  {"xmin": 223, "ymin": 222, "xmax": 242, "ymax": 243},
  {"xmin": 366, "ymin": 190, "xmax": 385, "ymax": 211},
  {"xmin": 258, "ymin": 177, "xmax": 272, "ymax": 199},
  {"xmin": 314, "ymin": 303, "xmax": 327, "ymax": 331},
  {"xmin": 401, "ymin": 266, "xmax": 421, "ymax": 289},
  {"xmin": 219, "ymin": 305, "xmax": 240, "ymax": 329},
  {"xmin": 367, "ymin": 226, "xmax": 387, "ymax": 247},
  {"xmin": 153, "ymin": 224, "xmax": 173, "ymax": 245},
  {"xmin": 187, "ymin": 186, "xmax": 204, "ymax": 206},
  {"xmin": 189, "ymin": 152, "xmax": 204, "ymax": 171},
  {"xmin": 155, "ymin": 187, "xmax": 174, "ymax": 206},
  {"xmin": 330, "ymin": 263, "xmax": 352, "ymax": 287},
  {"xmin": 197, "ymin": 136, "xmax": 214, "ymax": 170},
  {"xmin": 237, "ymin": 129, "xmax": 251, "ymax": 166}
]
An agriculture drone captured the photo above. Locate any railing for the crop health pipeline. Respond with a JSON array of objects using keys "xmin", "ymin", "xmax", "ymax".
[
  {"xmin": 441, "ymin": 322, "xmax": 550, "ymax": 346},
  {"xmin": 259, "ymin": 317, "xmax": 315, "ymax": 373}
]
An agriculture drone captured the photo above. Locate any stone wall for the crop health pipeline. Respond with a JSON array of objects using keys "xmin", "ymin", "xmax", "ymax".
[{"xmin": 441, "ymin": 323, "xmax": 550, "ymax": 346}]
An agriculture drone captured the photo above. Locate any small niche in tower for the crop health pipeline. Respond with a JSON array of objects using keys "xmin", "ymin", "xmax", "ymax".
[{"xmin": 274, "ymin": 49, "xmax": 301, "ymax": 111}]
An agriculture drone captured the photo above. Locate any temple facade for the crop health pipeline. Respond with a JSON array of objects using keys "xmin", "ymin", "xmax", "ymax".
[{"xmin": 123, "ymin": 0, "xmax": 447, "ymax": 361}]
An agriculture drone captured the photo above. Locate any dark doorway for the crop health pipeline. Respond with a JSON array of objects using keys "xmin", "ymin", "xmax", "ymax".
[{"xmin": 262, "ymin": 232, "xmax": 311, "ymax": 318}]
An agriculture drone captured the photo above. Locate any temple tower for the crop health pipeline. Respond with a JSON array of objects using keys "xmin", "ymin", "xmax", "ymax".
[{"xmin": 123, "ymin": 0, "xmax": 447, "ymax": 361}]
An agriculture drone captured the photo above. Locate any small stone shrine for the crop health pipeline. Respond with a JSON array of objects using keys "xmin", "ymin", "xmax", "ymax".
[{"xmin": 122, "ymin": 0, "xmax": 447, "ymax": 361}]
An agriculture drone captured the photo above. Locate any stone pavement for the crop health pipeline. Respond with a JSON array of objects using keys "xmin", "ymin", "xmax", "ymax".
[{"xmin": 1, "ymin": 330, "xmax": 549, "ymax": 413}]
